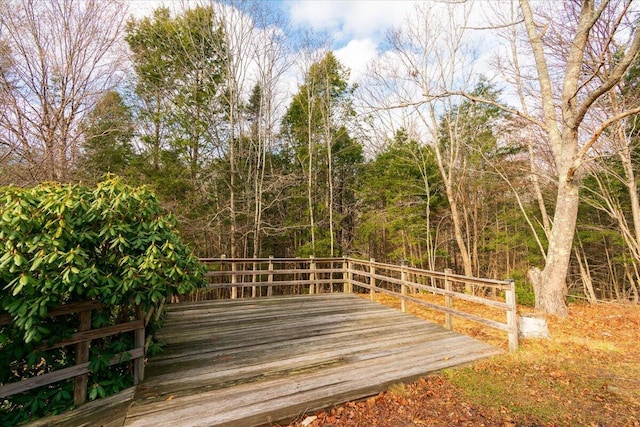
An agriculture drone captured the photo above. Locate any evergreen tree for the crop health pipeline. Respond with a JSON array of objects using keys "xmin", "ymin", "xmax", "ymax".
[{"xmin": 79, "ymin": 91, "xmax": 134, "ymax": 180}]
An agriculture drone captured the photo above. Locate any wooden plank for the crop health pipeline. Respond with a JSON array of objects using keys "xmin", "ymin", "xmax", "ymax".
[
  {"xmin": 200, "ymin": 257, "xmax": 340, "ymax": 263},
  {"xmin": 39, "ymin": 320, "xmax": 144, "ymax": 351},
  {"xmin": 146, "ymin": 318, "xmax": 434, "ymax": 370},
  {"xmin": 350, "ymin": 269, "xmax": 511, "ymax": 310},
  {"xmin": 156, "ymin": 305, "xmax": 407, "ymax": 340},
  {"xmin": 205, "ymin": 278, "xmax": 337, "ymax": 289},
  {"xmin": 121, "ymin": 294, "xmax": 499, "ymax": 427},
  {"xmin": 73, "ymin": 309, "xmax": 92, "ymax": 406},
  {"xmin": 125, "ymin": 335, "xmax": 497, "ymax": 426},
  {"xmin": 134, "ymin": 307, "xmax": 145, "ymax": 385},
  {"xmin": 348, "ymin": 259, "xmax": 512, "ymax": 289},
  {"xmin": 0, "ymin": 349, "xmax": 143, "ymax": 398},
  {"xmin": 132, "ymin": 341, "xmax": 473, "ymax": 420},
  {"xmin": 150, "ymin": 325, "xmax": 453, "ymax": 379},
  {"xmin": 505, "ymin": 280, "xmax": 519, "ymax": 353},
  {"xmin": 159, "ymin": 299, "xmax": 392, "ymax": 327},
  {"xmin": 137, "ymin": 329, "xmax": 459, "ymax": 400},
  {"xmin": 27, "ymin": 387, "xmax": 136, "ymax": 427},
  {"xmin": 205, "ymin": 268, "xmax": 339, "ymax": 277},
  {"xmin": 0, "ymin": 301, "xmax": 103, "ymax": 326},
  {"xmin": 351, "ymin": 280, "xmax": 511, "ymax": 331},
  {"xmin": 150, "ymin": 312, "xmax": 416, "ymax": 363}
]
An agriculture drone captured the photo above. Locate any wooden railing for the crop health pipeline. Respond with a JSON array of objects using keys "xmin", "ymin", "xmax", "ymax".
[
  {"xmin": 0, "ymin": 301, "xmax": 147, "ymax": 406},
  {"xmin": 200, "ymin": 256, "xmax": 346, "ymax": 298},
  {"xmin": 199, "ymin": 257, "xmax": 519, "ymax": 352}
]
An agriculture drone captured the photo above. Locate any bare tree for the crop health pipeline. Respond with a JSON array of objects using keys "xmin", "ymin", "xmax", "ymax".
[
  {"xmin": 361, "ymin": 2, "xmax": 478, "ymax": 278},
  {"xmin": 360, "ymin": 0, "xmax": 640, "ymax": 314},
  {"xmin": 246, "ymin": 3, "xmax": 295, "ymax": 258},
  {"xmin": 0, "ymin": 0, "xmax": 127, "ymax": 182},
  {"xmin": 516, "ymin": 0, "xmax": 640, "ymax": 315}
]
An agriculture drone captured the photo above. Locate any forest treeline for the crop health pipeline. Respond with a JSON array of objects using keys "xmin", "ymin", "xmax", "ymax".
[{"xmin": 1, "ymin": 0, "xmax": 639, "ymax": 312}]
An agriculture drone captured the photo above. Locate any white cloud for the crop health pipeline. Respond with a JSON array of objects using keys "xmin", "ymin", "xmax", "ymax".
[
  {"xmin": 287, "ymin": 0, "xmax": 414, "ymax": 44},
  {"xmin": 334, "ymin": 38, "xmax": 378, "ymax": 84}
]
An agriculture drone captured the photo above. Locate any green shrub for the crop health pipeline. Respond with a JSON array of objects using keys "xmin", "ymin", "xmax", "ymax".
[{"xmin": 0, "ymin": 176, "xmax": 205, "ymax": 424}]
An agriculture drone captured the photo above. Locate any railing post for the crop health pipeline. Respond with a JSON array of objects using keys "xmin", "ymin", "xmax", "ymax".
[
  {"xmin": 329, "ymin": 259, "xmax": 335, "ymax": 293},
  {"xmin": 73, "ymin": 308, "xmax": 91, "ymax": 406},
  {"xmin": 401, "ymin": 260, "xmax": 408, "ymax": 313},
  {"xmin": 134, "ymin": 306, "xmax": 145, "ymax": 385},
  {"xmin": 309, "ymin": 256, "xmax": 316, "ymax": 295},
  {"xmin": 267, "ymin": 256, "xmax": 274, "ymax": 297},
  {"xmin": 369, "ymin": 258, "xmax": 376, "ymax": 301},
  {"xmin": 231, "ymin": 259, "xmax": 237, "ymax": 299},
  {"xmin": 343, "ymin": 258, "xmax": 351, "ymax": 293},
  {"xmin": 444, "ymin": 268, "xmax": 453, "ymax": 330},
  {"xmin": 252, "ymin": 257, "xmax": 258, "ymax": 298},
  {"xmin": 506, "ymin": 278, "xmax": 519, "ymax": 353},
  {"xmin": 295, "ymin": 257, "xmax": 300, "ymax": 294}
]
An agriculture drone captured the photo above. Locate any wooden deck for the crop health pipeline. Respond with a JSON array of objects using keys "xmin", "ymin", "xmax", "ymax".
[{"xmin": 122, "ymin": 293, "xmax": 500, "ymax": 426}]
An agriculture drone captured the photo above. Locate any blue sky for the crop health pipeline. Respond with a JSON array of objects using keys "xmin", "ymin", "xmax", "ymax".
[
  {"xmin": 280, "ymin": 1, "xmax": 416, "ymax": 82},
  {"xmin": 126, "ymin": 0, "xmax": 417, "ymax": 84}
]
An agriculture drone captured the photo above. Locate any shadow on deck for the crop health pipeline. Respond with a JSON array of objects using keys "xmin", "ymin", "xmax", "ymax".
[{"xmin": 32, "ymin": 293, "xmax": 501, "ymax": 427}]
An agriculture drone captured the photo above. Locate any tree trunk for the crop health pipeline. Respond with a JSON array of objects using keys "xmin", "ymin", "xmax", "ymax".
[
  {"xmin": 307, "ymin": 92, "xmax": 316, "ymax": 255},
  {"xmin": 529, "ymin": 177, "xmax": 578, "ymax": 316}
]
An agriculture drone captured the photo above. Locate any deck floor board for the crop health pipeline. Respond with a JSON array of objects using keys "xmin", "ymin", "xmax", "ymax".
[{"xmin": 124, "ymin": 293, "xmax": 500, "ymax": 427}]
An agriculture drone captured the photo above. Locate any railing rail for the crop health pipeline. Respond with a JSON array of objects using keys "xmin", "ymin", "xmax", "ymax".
[
  {"xmin": 199, "ymin": 257, "xmax": 519, "ymax": 352},
  {"xmin": 0, "ymin": 301, "xmax": 148, "ymax": 405}
]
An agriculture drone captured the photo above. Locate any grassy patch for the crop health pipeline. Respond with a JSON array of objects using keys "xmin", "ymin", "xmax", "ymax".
[{"xmin": 444, "ymin": 303, "xmax": 640, "ymax": 426}]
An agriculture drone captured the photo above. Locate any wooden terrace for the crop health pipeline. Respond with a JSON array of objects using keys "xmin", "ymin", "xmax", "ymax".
[{"xmin": 24, "ymin": 257, "xmax": 517, "ymax": 427}]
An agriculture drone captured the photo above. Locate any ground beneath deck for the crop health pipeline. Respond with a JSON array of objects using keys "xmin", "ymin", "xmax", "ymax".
[{"xmin": 120, "ymin": 293, "xmax": 500, "ymax": 427}]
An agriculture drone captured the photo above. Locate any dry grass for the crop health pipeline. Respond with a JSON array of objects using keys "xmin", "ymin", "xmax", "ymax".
[{"xmin": 390, "ymin": 293, "xmax": 640, "ymax": 426}]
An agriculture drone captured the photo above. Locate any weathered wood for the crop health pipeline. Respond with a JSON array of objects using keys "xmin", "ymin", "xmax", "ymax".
[
  {"xmin": 28, "ymin": 387, "xmax": 136, "ymax": 427},
  {"xmin": 38, "ymin": 320, "xmax": 144, "ymax": 351},
  {"xmin": 201, "ymin": 257, "xmax": 518, "ymax": 353},
  {"xmin": 203, "ymin": 257, "xmax": 511, "ymax": 290},
  {"xmin": 134, "ymin": 307, "xmax": 146, "ymax": 385},
  {"xmin": 0, "ymin": 301, "xmax": 103, "ymax": 326},
  {"xmin": 251, "ymin": 259, "xmax": 258, "ymax": 298},
  {"xmin": 401, "ymin": 261, "xmax": 408, "ymax": 313},
  {"xmin": 345, "ymin": 259, "xmax": 352, "ymax": 293},
  {"xmin": 121, "ymin": 294, "xmax": 500, "ymax": 427},
  {"xmin": 0, "ymin": 299, "xmax": 147, "ymax": 408},
  {"xmin": 201, "ymin": 256, "xmax": 339, "ymax": 263},
  {"xmin": 350, "ymin": 269, "xmax": 511, "ymax": 310},
  {"xmin": 309, "ymin": 256, "xmax": 316, "ymax": 294},
  {"xmin": 231, "ymin": 261, "xmax": 237, "ymax": 299},
  {"xmin": 505, "ymin": 279, "xmax": 519, "ymax": 353},
  {"xmin": 206, "ymin": 278, "xmax": 337, "ymax": 289},
  {"xmin": 352, "ymin": 259, "xmax": 512, "ymax": 290},
  {"xmin": 205, "ymin": 267, "xmax": 339, "ymax": 278},
  {"xmin": 369, "ymin": 258, "xmax": 376, "ymax": 301},
  {"xmin": 0, "ymin": 349, "xmax": 143, "ymax": 398},
  {"xmin": 350, "ymin": 280, "xmax": 511, "ymax": 332},
  {"xmin": 73, "ymin": 309, "xmax": 92, "ymax": 406},
  {"xmin": 267, "ymin": 256, "xmax": 274, "ymax": 297},
  {"xmin": 444, "ymin": 268, "xmax": 453, "ymax": 330}
]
